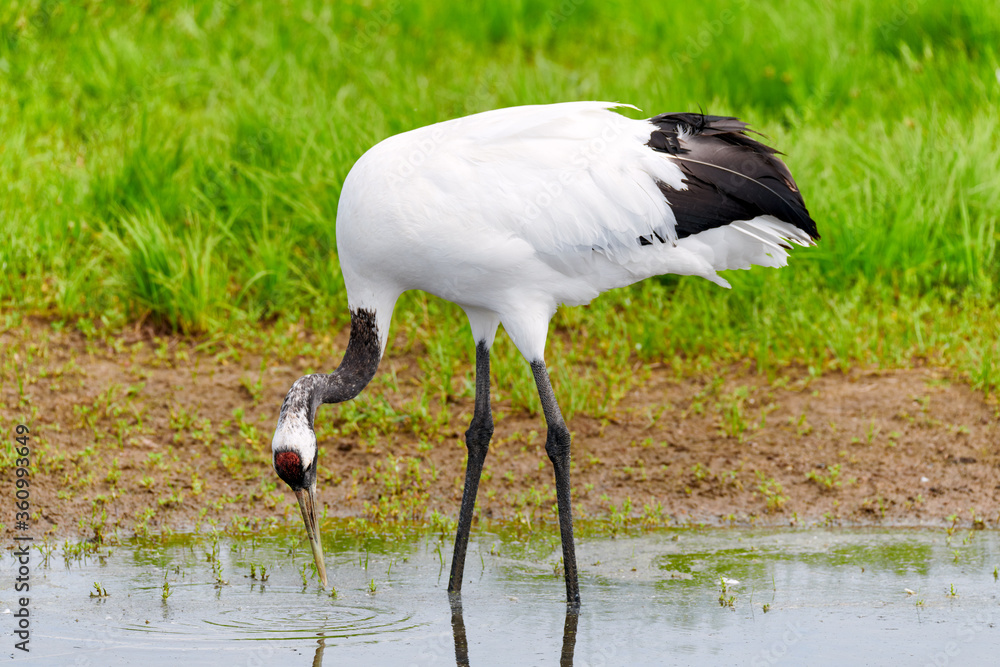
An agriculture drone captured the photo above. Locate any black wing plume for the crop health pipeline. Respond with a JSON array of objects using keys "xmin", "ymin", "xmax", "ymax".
[{"xmin": 646, "ymin": 113, "xmax": 819, "ymax": 241}]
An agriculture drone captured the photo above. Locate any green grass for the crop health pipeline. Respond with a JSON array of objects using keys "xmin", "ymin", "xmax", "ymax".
[{"xmin": 2, "ymin": 0, "xmax": 999, "ymax": 403}]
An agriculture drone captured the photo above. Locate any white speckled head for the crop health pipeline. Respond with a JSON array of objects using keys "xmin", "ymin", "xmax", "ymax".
[
  {"xmin": 272, "ymin": 410, "xmax": 317, "ymax": 488},
  {"xmin": 272, "ymin": 411, "xmax": 327, "ymax": 588}
]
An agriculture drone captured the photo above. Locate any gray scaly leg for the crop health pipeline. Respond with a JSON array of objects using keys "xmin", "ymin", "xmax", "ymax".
[
  {"xmin": 448, "ymin": 341, "xmax": 494, "ymax": 592},
  {"xmin": 531, "ymin": 360, "xmax": 581, "ymax": 608}
]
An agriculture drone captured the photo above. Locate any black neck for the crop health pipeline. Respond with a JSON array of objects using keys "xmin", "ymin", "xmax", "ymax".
[{"xmin": 278, "ymin": 308, "xmax": 382, "ymax": 425}]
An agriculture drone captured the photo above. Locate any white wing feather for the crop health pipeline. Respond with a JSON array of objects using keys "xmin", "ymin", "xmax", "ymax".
[{"xmin": 336, "ymin": 102, "xmax": 814, "ymax": 357}]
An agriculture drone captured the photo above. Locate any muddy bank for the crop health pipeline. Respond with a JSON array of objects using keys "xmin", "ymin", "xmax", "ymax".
[{"xmin": 2, "ymin": 320, "xmax": 998, "ymax": 539}]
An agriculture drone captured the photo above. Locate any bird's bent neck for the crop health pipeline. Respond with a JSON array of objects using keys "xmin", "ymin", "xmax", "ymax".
[{"xmin": 278, "ymin": 308, "xmax": 382, "ymax": 425}]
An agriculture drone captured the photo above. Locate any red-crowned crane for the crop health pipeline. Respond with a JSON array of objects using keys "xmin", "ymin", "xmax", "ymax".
[{"xmin": 271, "ymin": 101, "xmax": 819, "ymax": 608}]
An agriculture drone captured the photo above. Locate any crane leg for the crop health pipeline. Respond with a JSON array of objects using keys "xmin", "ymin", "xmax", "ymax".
[
  {"xmin": 448, "ymin": 340, "xmax": 494, "ymax": 592},
  {"xmin": 449, "ymin": 592, "xmax": 470, "ymax": 666},
  {"xmin": 531, "ymin": 360, "xmax": 581, "ymax": 609}
]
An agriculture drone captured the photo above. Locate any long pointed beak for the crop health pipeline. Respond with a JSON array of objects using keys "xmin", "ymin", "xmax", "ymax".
[{"xmin": 294, "ymin": 483, "xmax": 328, "ymax": 588}]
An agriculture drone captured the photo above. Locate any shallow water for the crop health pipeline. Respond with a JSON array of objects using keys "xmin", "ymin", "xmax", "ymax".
[{"xmin": 6, "ymin": 526, "xmax": 999, "ymax": 665}]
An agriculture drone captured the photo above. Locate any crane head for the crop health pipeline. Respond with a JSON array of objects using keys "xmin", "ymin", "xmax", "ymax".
[{"xmin": 272, "ymin": 419, "xmax": 328, "ymax": 588}]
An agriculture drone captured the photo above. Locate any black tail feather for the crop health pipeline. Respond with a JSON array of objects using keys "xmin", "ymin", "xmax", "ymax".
[{"xmin": 646, "ymin": 113, "xmax": 819, "ymax": 241}]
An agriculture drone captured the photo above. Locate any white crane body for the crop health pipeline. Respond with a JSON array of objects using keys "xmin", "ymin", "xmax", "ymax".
[
  {"xmin": 337, "ymin": 102, "xmax": 813, "ymax": 361},
  {"xmin": 272, "ymin": 101, "xmax": 819, "ymax": 606}
]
